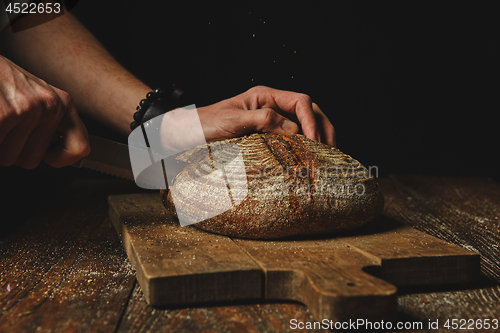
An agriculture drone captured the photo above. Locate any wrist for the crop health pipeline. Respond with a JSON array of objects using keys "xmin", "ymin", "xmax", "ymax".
[
  {"xmin": 129, "ymin": 85, "xmax": 190, "ymax": 132},
  {"xmin": 109, "ymin": 83, "xmax": 151, "ymax": 136}
]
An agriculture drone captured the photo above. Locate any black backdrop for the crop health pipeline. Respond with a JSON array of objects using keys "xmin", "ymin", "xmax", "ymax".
[
  {"xmin": 70, "ymin": 1, "xmax": 497, "ymax": 180},
  {"xmin": 1, "ymin": 1, "xmax": 497, "ymax": 226}
]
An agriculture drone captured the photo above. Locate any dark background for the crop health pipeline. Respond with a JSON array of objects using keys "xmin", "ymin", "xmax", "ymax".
[
  {"xmin": 1, "ymin": 1, "xmax": 497, "ymax": 230},
  {"xmin": 71, "ymin": 0, "xmax": 497, "ymax": 180}
]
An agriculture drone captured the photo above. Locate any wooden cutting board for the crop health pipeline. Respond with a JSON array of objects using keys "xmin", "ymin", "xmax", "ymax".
[{"xmin": 108, "ymin": 193, "xmax": 480, "ymax": 322}]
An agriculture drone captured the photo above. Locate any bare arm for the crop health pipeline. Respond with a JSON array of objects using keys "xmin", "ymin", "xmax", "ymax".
[
  {"xmin": 1, "ymin": 12, "xmax": 150, "ymax": 136},
  {"xmin": 1, "ymin": 10, "xmax": 334, "ymax": 170}
]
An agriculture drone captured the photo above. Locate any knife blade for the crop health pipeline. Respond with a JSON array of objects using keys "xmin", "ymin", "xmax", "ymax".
[
  {"xmin": 71, "ymin": 135, "xmax": 188, "ymax": 186},
  {"xmin": 71, "ymin": 135, "xmax": 134, "ymax": 180}
]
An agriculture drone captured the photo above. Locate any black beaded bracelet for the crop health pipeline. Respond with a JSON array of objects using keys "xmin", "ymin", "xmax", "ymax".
[{"xmin": 130, "ymin": 85, "xmax": 187, "ymax": 131}]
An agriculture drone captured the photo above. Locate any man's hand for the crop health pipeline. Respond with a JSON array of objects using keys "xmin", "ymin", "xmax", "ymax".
[
  {"xmin": 0, "ymin": 56, "xmax": 90, "ymax": 169},
  {"xmin": 197, "ymin": 86, "xmax": 336, "ymax": 147}
]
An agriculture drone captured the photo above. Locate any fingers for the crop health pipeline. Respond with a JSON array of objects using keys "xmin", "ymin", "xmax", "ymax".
[
  {"xmin": 43, "ymin": 101, "xmax": 90, "ymax": 168},
  {"xmin": 0, "ymin": 57, "xmax": 89, "ymax": 168},
  {"xmin": 0, "ymin": 123, "xmax": 34, "ymax": 166},
  {"xmin": 245, "ymin": 86, "xmax": 319, "ymax": 140},
  {"xmin": 0, "ymin": 89, "xmax": 88, "ymax": 169},
  {"xmin": 312, "ymin": 103, "xmax": 336, "ymax": 147},
  {"xmin": 239, "ymin": 108, "xmax": 299, "ymax": 136},
  {"xmin": 15, "ymin": 123, "xmax": 59, "ymax": 169},
  {"xmin": 13, "ymin": 89, "xmax": 64, "ymax": 168},
  {"xmin": 0, "ymin": 85, "xmax": 53, "ymax": 167},
  {"xmin": 244, "ymin": 86, "xmax": 336, "ymax": 146}
]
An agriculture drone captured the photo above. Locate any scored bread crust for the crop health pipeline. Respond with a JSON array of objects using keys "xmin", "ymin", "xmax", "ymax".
[{"xmin": 160, "ymin": 133, "xmax": 384, "ymax": 239}]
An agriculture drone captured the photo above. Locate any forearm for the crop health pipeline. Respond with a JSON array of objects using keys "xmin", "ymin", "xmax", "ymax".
[{"xmin": 0, "ymin": 12, "xmax": 149, "ymax": 136}]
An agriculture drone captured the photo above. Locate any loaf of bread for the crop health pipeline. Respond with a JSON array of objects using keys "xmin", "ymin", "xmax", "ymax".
[{"xmin": 160, "ymin": 133, "xmax": 384, "ymax": 239}]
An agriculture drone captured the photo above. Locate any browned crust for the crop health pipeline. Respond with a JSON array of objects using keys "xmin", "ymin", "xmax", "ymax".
[{"xmin": 160, "ymin": 133, "xmax": 384, "ymax": 239}]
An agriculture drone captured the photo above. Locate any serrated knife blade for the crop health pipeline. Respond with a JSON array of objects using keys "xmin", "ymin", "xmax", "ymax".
[
  {"xmin": 71, "ymin": 135, "xmax": 187, "ymax": 185},
  {"xmin": 71, "ymin": 135, "xmax": 135, "ymax": 180}
]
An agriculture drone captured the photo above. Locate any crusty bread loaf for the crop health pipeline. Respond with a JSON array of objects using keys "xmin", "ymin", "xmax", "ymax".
[{"xmin": 160, "ymin": 133, "xmax": 384, "ymax": 239}]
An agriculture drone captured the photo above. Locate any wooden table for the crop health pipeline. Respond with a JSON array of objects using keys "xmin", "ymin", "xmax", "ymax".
[{"xmin": 1, "ymin": 175, "xmax": 499, "ymax": 332}]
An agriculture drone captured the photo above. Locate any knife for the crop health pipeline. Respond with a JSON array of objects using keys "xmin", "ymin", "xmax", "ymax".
[
  {"xmin": 71, "ymin": 135, "xmax": 134, "ymax": 180},
  {"xmin": 71, "ymin": 85, "xmax": 191, "ymax": 187},
  {"xmin": 71, "ymin": 135, "xmax": 188, "ymax": 187}
]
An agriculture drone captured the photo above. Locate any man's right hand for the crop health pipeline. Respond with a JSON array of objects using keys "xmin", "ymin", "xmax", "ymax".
[{"xmin": 0, "ymin": 56, "xmax": 89, "ymax": 169}]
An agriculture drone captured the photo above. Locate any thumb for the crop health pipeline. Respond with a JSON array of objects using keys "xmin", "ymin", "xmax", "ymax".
[
  {"xmin": 242, "ymin": 108, "xmax": 299, "ymax": 136},
  {"xmin": 43, "ymin": 108, "xmax": 90, "ymax": 168}
]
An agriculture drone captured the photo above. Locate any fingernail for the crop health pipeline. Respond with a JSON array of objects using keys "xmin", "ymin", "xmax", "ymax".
[{"xmin": 281, "ymin": 120, "xmax": 298, "ymax": 134}]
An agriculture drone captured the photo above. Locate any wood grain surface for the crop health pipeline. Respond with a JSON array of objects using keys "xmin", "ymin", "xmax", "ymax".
[
  {"xmin": 116, "ymin": 282, "xmax": 324, "ymax": 333},
  {"xmin": 108, "ymin": 193, "xmax": 263, "ymax": 306},
  {"xmin": 1, "ymin": 176, "xmax": 499, "ymax": 333},
  {"xmin": 338, "ymin": 216, "xmax": 479, "ymax": 287},
  {"xmin": 108, "ymin": 189, "xmax": 479, "ymax": 323},
  {"xmin": 382, "ymin": 176, "xmax": 500, "ymax": 283},
  {"xmin": 0, "ymin": 180, "xmax": 137, "ymax": 333}
]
